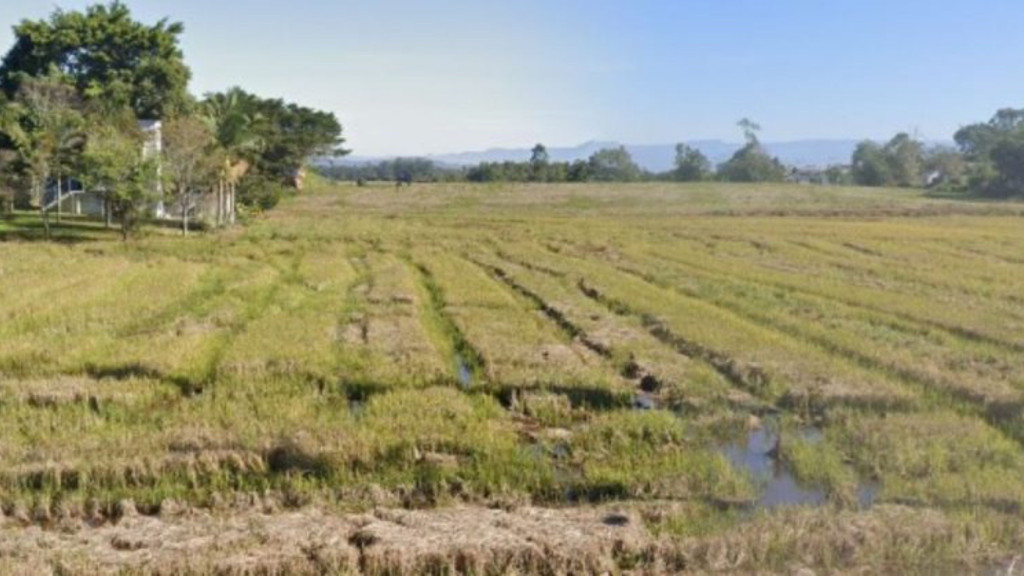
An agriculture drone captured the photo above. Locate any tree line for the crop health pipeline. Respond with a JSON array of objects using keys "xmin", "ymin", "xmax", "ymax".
[
  {"xmin": 319, "ymin": 120, "xmax": 790, "ymax": 185},
  {"xmin": 323, "ymin": 110, "xmax": 1024, "ymax": 200},
  {"xmin": 0, "ymin": 2, "xmax": 346, "ymax": 237}
]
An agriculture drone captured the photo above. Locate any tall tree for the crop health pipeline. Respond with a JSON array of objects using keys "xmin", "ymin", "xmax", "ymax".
[
  {"xmin": 203, "ymin": 88, "xmax": 346, "ymax": 213},
  {"xmin": 955, "ymin": 109, "xmax": 1024, "ymax": 197},
  {"xmin": 6, "ymin": 71, "xmax": 85, "ymax": 237},
  {"xmin": 80, "ymin": 118, "xmax": 158, "ymax": 240},
  {"xmin": 882, "ymin": 133, "xmax": 924, "ymax": 187},
  {"xmin": 203, "ymin": 88, "xmax": 265, "ymax": 224},
  {"xmin": 529, "ymin": 143, "xmax": 549, "ymax": 182},
  {"xmin": 257, "ymin": 98, "xmax": 347, "ymax": 186},
  {"xmin": 0, "ymin": 2, "xmax": 191, "ymax": 119},
  {"xmin": 718, "ymin": 119, "xmax": 786, "ymax": 183},
  {"xmin": 0, "ymin": 149, "xmax": 16, "ymax": 213},
  {"xmin": 162, "ymin": 115, "xmax": 217, "ymax": 235},
  {"xmin": 737, "ymin": 118, "xmax": 762, "ymax": 145}
]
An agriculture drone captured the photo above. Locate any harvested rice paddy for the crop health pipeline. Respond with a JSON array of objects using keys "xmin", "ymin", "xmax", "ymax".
[{"xmin": 1, "ymin": 180, "xmax": 1024, "ymax": 574}]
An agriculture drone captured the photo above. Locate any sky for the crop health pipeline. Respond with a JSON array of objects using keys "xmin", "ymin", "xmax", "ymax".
[{"xmin": 2, "ymin": 1, "xmax": 1024, "ymax": 157}]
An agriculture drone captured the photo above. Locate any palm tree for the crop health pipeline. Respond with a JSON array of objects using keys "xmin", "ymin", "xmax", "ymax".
[{"xmin": 202, "ymin": 88, "xmax": 265, "ymax": 225}]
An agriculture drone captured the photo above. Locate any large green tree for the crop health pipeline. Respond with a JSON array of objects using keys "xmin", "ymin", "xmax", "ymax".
[
  {"xmin": 257, "ymin": 99, "xmax": 347, "ymax": 185},
  {"xmin": 203, "ymin": 87, "xmax": 346, "ymax": 195},
  {"xmin": 851, "ymin": 133, "xmax": 925, "ymax": 188},
  {"xmin": 883, "ymin": 133, "xmax": 924, "ymax": 187},
  {"xmin": 955, "ymin": 109, "xmax": 1024, "ymax": 197},
  {"xmin": 2, "ymin": 71, "xmax": 86, "ymax": 236},
  {"xmin": 587, "ymin": 147, "xmax": 641, "ymax": 182},
  {"xmin": 203, "ymin": 88, "xmax": 266, "ymax": 223},
  {"xmin": 0, "ymin": 2, "xmax": 191, "ymax": 119},
  {"xmin": 79, "ymin": 117, "xmax": 158, "ymax": 239},
  {"xmin": 851, "ymin": 141, "xmax": 891, "ymax": 187},
  {"xmin": 718, "ymin": 119, "xmax": 787, "ymax": 183},
  {"xmin": 673, "ymin": 144, "xmax": 711, "ymax": 182}
]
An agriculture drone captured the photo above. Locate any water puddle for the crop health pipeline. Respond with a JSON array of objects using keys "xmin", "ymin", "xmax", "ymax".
[
  {"xmin": 856, "ymin": 480, "xmax": 880, "ymax": 509},
  {"xmin": 632, "ymin": 392, "xmax": 658, "ymax": 411},
  {"xmin": 720, "ymin": 422, "xmax": 878, "ymax": 511},
  {"xmin": 455, "ymin": 354, "xmax": 472, "ymax": 389},
  {"xmin": 721, "ymin": 426, "xmax": 825, "ymax": 509}
]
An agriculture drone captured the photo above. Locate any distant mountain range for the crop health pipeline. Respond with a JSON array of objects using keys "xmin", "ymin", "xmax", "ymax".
[{"xmin": 324, "ymin": 139, "xmax": 953, "ymax": 172}]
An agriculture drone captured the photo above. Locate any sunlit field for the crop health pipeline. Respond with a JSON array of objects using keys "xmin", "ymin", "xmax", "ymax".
[{"xmin": 2, "ymin": 179, "xmax": 1024, "ymax": 574}]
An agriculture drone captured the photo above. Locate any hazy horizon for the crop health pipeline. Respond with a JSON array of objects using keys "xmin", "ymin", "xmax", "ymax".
[{"xmin": 3, "ymin": 0, "xmax": 1023, "ymax": 157}]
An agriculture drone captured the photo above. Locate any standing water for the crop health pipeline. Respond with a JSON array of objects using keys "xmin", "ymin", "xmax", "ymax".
[
  {"xmin": 455, "ymin": 354, "xmax": 472, "ymax": 389},
  {"xmin": 720, "ymin": 425, "xmax": 827, "ymax": 510},
  {"xmin": 719, "ymin": 422, "xmax": 880, "ymax": 511}
]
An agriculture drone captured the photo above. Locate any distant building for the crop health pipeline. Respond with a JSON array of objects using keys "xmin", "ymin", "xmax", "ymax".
[
  {"xmin": 788, "ymin": 167, "xmax": 827, "ymax": 185},
  {"xmin": 44, "ymin": 120, "xmax": 232, "ymax": 223},
  {"xmin": 788, "ymin": 165, "xmax": 850, "ymax": 186}
]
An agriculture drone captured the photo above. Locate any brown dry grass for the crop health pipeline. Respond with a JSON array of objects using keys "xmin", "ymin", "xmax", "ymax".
[{"xmin": 1, "ymin": 503, "xmax": 1016, "ymax": 575}]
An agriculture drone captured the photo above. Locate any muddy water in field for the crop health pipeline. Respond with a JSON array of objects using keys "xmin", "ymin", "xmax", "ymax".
[
  {"xmin": 722, "ymin": 426, "xmax": 826, "ymax": 509},
  {"xmin": 455, "ymin": 354, "xmax": 472, "ymax": 388},
  {"xmin": 721, "ymin": 424, "xmax": 879, "ymax": 510}
]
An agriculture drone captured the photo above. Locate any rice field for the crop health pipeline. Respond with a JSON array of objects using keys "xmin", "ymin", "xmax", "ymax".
[{"xmin": 2, "ymin": 179, "xmax": 1024, "ymax": 574}]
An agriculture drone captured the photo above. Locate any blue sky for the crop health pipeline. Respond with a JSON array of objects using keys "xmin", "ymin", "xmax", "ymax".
[{"xmin": 3, "ymin": 1, "xmax": 1023, "ymax": 156}]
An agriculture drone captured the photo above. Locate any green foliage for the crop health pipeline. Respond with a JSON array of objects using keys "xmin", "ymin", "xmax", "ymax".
[
  {"xmin": 851, "ymin": 141, "xmax": 890, "ymax": 186},
  {"xmin": 672, "ymin": 143, "xmax": 711, "ymax": 181},
  {"xmin": 718, "ymin": 142, "xmax": 787, "ymax": 182},
  {"xmin": 852, "ymin": 133, "xmax": 926, "ymax": 188},
  {"xmin": 824, "ymin": 165, "xmax": 853, "ymax": 185},
  {"xmin": 0, "ymin": 1, "xmax": 191, "ymax": 119},
  {"xmin": 237, "ymin": 173, "xmax": 292, "ymax": 211},
  {"xmin": 162, "ymin": 114, "xmax": 219, "ymax": 233},
  {"xmin": 203, "ymin": 88, "xmax": 266, "ymax": 156},
  {"xmin": 923, "ymin": 146, "xmax": 967, "ymax": 189},
  {"xmin": 529, "ymin": 143, "xmax": 549, "ymax": 166},
  {"xmin": 2, "ymin": 70, "xmax": 86, "ymax": 220},
  {"xmin": 737, "ymin": 117, "xmax": 762, "ymax": 144},
  {"xmin": 203, "ymin": 87, "xmax": 346, "ymax": 190},
  {"xmin": 529, "ymin": 143, "xmax": 550, "ymax": 181},
  {"xmin": 717, "ymin": 118, "xmax": 787, "ymax": 183},
  {"xmin": 587, "ymin": 146, "xmax": 642, "ymax": 182},
  {"xmin": 79, "ymin": 115, "xmax": 158, "ymax": 239},
  {"xmin": 956, "ymin": 109, "xmax": 1024, "ymax": 197},
  {"xmin": 883, "ymin": 133, "xmax": 924, "ymax": 187},
  {"xmin": 320, "ymin": 157, "xmax": 462, "ymax": 183}
]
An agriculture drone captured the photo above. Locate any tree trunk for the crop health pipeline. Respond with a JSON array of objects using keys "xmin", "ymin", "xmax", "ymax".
[
  {"xmin": 41, "ymin": 207, "xmax": 50, "ymax": 239},
  {"xmin": 35, "ymin": 176, "xmax": 51, "ymax": 240},
  {"xmin": 212, "ymin": 180, "xmax": 221, "ymax": 225},
  {"xmin": 104, "ymin": 197, "xmax": 112, "ymax": 229},
  {"xmin": 181, "ymin": 196, "xmax": 189, "ymax": 237},
  {"xmin": 229, "ymin": 183, "xmax": 236, "ymax": 224},
  {"xmin": 56, "ymin": 173, "xmax": 62, "ymax": 225}
]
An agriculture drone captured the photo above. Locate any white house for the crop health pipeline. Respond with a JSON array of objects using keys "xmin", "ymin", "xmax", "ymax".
[{"xmin": 47, "ymin": 120, "xmax": 233, "ymax": 225}]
